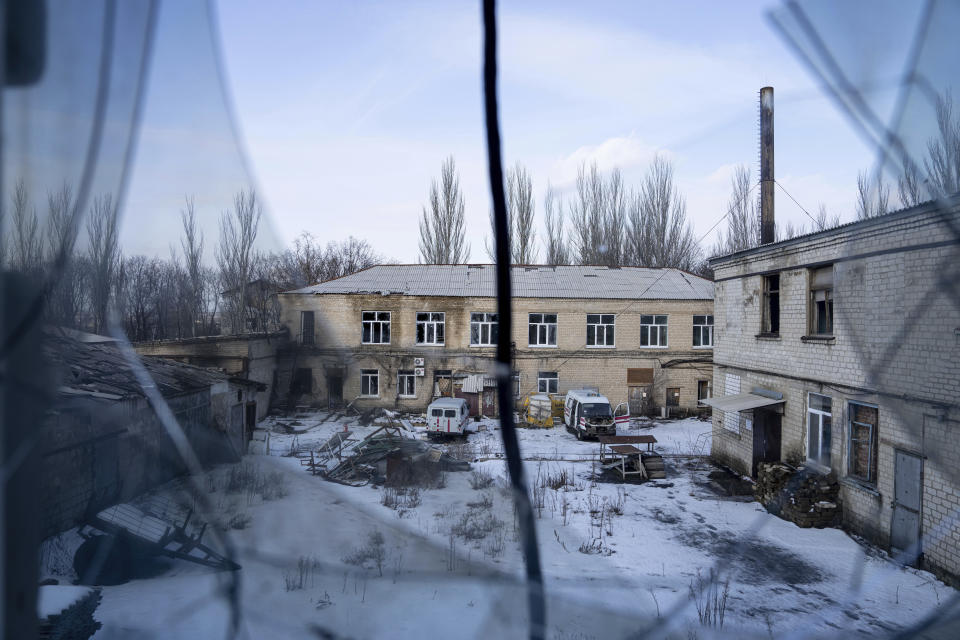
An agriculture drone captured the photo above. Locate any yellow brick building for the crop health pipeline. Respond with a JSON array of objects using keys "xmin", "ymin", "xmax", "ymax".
[{"xmin": 277, "ymin": 265, "xmax": 714, "ymax": 416}]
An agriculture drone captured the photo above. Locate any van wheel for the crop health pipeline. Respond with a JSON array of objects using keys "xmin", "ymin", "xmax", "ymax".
[{"xmin": 575, "ymin": 427, "xmax": 582, "ymax": 441}]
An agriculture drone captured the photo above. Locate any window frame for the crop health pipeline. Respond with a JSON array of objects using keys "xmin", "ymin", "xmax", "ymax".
[
  {"xmin": 808, "ymin": 266, "xmax": 834, "ymax": 337},
  {"xmin": 537, "ymin": 371, "xmax": 559, "ymax": 394},
  {"xmin": 300, "ymin": 310, "xmax": 315, "ymax": 345},
  {"xmin": 692, "ymin": 314, "xmax": 714, "ymax": 348},
  {"xmin": 586, "ymin": 313, "xmax": 616, "ymax": 348},
  {"xmin": 397, "ymin": 370, "xmax": 416, "ymax": 398},
  {"xmin": 761, "ymin": 273, "xmax": 780, "ymax": 335},
  {"xmin": 697, "ymin": 380, "xmax": 712, "ymax": 403},
  {"xmin": 361, "ymin": 311, "xmax": 391, "ymax": 344},
  {"xmin": 360, "ymin": 369, "xmax": 380, "ymax": 397},
  {"xmin": 416, "ymin": 311, "xmax": 445, "ymax": 346},
  {"xmin": 806, "ymin": 393, "xmax": 832, "ymax": 470},
  {"xmin": 470, "ymin": 312, "xmax": 498, "ymax": 347},
  {"xmin": 639, "ymin": 314, "xmax": 669, "ymax": 348},
  {"xmin": 528, "ymin": 312, "xmax": 558, "ymax": 347},
  {"xmin": 847, "ymin": 401, "xmax": 878, "ymax": 485}
]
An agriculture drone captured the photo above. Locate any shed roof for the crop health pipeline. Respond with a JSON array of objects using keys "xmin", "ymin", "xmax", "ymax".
[
  {"xmin": 45, "ymin": 330, "xmax": 257, "ymax": 401},
  {"xmin": 284, "ymin": 265, "xmax": 713, "ymax": 300}
]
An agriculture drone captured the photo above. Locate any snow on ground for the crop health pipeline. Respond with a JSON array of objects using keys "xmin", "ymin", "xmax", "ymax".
[{"xmin": 41, "ymin": 410, "xmax": 952, "ymax": 639}]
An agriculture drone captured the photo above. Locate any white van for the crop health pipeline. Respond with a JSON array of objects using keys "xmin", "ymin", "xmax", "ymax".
[
  {"xmin": 426, "ymin": 397, "xmax": 471, "ymax": 436},
  {"xmin": 563, "ymin": 389, "xmax": 629, "ymax": 440}
]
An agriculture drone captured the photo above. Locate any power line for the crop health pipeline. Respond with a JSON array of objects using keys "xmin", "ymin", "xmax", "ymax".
[{"xmin": 774, "ymin": 179, "xmax": 821, "ymax": 228}]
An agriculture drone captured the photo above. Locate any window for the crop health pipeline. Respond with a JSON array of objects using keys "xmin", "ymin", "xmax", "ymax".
[
  {"xmin": 693, "ymin": 315, "xmax": 713, "ymax": 347},
  {"xmin": 640, "ymin": 315, "xmax": 668, "ymax": 347},
  {"xmin": 537, "ymin": 371, "xmax": 558, "ymax": 394},
  {"xmin": 528, "ymin": 313, "xmax": 558, "ymax": 346},
  {"xmin": 807, "ymin": 393, "xmax": 832, "ymax": 468},
  {"xmin": 416, "ymin": 312, "xmax": 445, "ymax": 345},
  {"xmin": 809, "ymin": 266, "xmax": 834, "ymax": 335},
  {"xmin": 361, "ymin": 311, "xmax": 391, "ymax": 344},
  {"xmin": 666, "ymin": 388, "xmax": 680, "ymax": 406},
  {"xmin": 762, "ymin": 274, "xmax": 780, "ymax": 334},
  {"xmin": 586, "ymin": 314, "xmax": 615, "ymax": 347},
  {"xmin": 300, "ymin": 311, "xmax": 315, "ymax": 345},
  {"xmin": 397, "ymin": 370, "xmax": 416, "ymax": 397},
  {"xmin": 470, "ymin": 312, "xmax": 498, "ymax": 346},
  {"xmin": 848, "ymin": 402, "xmax": 878, "ymax": 484},
  {"xmin": 697, "ymin": 380, "xmax": 711, "ymax": 403},
  {"xmin": 360, "ymin": 369, "xmax": 379, "ymax": 396}
]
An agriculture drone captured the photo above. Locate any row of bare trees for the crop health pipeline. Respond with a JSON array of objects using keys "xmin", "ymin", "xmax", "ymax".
[
  {"xmin": 0, "ymin": 184, "xmax": 384, "ymax": 341},
  {"xmin": 420, "ymin": 155, "xmax": 705, "ymax": 271}
]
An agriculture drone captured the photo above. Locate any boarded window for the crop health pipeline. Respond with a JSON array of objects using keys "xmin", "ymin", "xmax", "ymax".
[
  {"xmin": 627, "ymin": 368, "xmax": 654, "ymax": 384},
  {"xmin": 300, "ymin": 311, "xmax": 315, "ymax": 345},
  {"xmin": 848, "ymin": 402, "xmax": 878, "ymax": 484},
  {"xmin": 666, "ymin": 388, "xmax": 680, "ymax": 406}
]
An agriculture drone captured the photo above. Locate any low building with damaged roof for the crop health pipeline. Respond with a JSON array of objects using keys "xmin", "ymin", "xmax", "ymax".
[
  {"xmin": 40, "ymin": 330, "xmax": 263, "ymax": 537},
  {"xmin": 276, "ymin": 264, "xmax": 715, "ymax": 418}
]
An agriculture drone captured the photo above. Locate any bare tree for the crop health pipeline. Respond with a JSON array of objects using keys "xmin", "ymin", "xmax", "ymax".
[
  {"xmin": 855, "ymin": 170, "xmax": 890, "ymax": 220},
  {"xmin": 543, "ymin": 185, "xmax": 568, "ymax": 265},
  {"xmin": 9, "ymin": 179, "xmax": 44, "ymax": 276},
  {"xmin": 568, "ymin": 162, "xmax": 607, "ymax": 264},
  {"xmin": 86, "ymin": 194, "xmax": 121, "ymax": 334},
  {"xmin": 419, "ymin": 156, "xmax": 469, "ymax": 264},
  {"xmin": 712, "ymin": 165, "xmax": 759, "ymax": 256},
  {"xmin": 217, "ymin": 189, "xmax": 262, "ymax": 334},
  {"xmin": 924, "ymin": 91, "xmax": 960, "ymax": 197},
  {"xmin": 813, "ymin": 203, "xmax": 842, "ymax": 231},
  {"xmin": 634, "ymin": 155, "xmax": 701, "ymax": 270},
  {"xmin": 45, "ymin": 183, "xmax": 85, "ymax": 328},
  {"xmin": 897, "ymin": 161, "xmax": 925, "ymax": 208},
  {"xmin": 180, "ymin": 197, "xmax": 205, "ymax": 336},
  {"xmin": 508, "ymin": 163, "xmax": 537, "ymax": 264},
  {"xmin": 602, "ymin": 168, "xmax": 626, "ymax": 266}
]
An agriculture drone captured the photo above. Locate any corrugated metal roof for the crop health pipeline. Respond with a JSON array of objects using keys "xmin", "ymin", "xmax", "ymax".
[{"xmin": 285, "ymin": 265, "xmax": 713, "ymax": 300}]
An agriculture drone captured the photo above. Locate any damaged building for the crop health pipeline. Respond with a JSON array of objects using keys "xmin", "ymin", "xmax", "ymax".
[
  {"xmin": 40, "ymin": 330, "xmax": 263, "ymax": 537},
  {"xmin": 705, "ymin": 199, "xmax": 960, "ymax": 584},
  {"xmin": 276, "ymin": 264, "xmax": 714, "ymax": 416}
]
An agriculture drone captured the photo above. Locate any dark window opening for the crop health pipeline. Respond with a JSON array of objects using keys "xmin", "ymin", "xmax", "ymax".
[{"xmin": 762, "ymin": 274, "xmax": 780, "ymax": 334}]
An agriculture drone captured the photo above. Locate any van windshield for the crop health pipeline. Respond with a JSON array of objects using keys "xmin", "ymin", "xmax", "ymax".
[{"xmin": 582, "ymin": 403, "xmax": 612, "ymax": 418}]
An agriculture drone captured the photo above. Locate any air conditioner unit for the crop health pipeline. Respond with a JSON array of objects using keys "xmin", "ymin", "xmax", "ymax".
[
  {"xmin": 413, "ymin": 357, "xmax": 425, "ymax": 367},
  {"xmin": 414, "ymin": 367, "xmax": 425, "ymax": 377}
]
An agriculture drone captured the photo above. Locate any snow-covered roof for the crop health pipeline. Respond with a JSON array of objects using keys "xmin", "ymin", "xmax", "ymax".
[{"xmin": 284, "ymin": 265, "xmax": 713, "ymax": 300}]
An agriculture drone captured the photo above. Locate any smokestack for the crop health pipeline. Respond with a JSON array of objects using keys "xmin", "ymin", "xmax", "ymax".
[{"xmin": 760, "ymin": 86, "xmax": 775, "ymax": 244}]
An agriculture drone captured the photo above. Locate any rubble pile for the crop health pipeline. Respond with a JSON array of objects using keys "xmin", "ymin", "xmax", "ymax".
[{"xmin": 755, "ymin": 462, "xmax": 841, "ymax": 528}]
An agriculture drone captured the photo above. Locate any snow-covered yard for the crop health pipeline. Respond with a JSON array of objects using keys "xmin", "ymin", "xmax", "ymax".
[{"xmin": 42, "ymin": 411, "xmax": 952, "ymax": 639}]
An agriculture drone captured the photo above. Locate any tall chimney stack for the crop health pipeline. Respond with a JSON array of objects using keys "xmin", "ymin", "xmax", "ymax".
[{"xmin": 760, "ymin": 86, "xmax": 775, "ymax": 244}]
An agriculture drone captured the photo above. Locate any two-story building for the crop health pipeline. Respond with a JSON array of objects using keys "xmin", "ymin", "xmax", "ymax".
[
  {"xmin": 705, "ymin": 199, "xmax": 960, "ymax": 583},
  {"xmin": 276, "ymin": 264, "xmax": 714, "ymax": 417}
]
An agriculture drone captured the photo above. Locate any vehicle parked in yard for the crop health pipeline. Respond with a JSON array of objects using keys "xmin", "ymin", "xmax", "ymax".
[
  {"xmin": 425, "ymin": 397, "xmax": 471, "ymax": 437},
  {"xmin": 563, "ymin": 389, "xmax": 629, "ymax": 440}
]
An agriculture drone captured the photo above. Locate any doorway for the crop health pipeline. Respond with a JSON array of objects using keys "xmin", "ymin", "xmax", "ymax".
[
  {"xmin": 628, "ymin": 385, "xmax": 652, "ymax": 416},
  {"xmin": 245, "ymin": 402, "xmax": 257, "ymax": 446},
  {"xmin": 751, "ymin": 408, "xmax": 782, "ymax": 476},
  {"xmin": 891, "ymin": 449, "xmax": 923, "ymax": 563},
  {"xmin": 327, "ymin": 375, "xmax": 343, "ymax": 407}
]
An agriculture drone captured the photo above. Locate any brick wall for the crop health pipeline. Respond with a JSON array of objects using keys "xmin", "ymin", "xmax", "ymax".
[{"xmin": 709, "ymin": 204, "xmax": 960, "ymax": 582}]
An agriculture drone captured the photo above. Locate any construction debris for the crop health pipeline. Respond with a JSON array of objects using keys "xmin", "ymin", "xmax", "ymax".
[{"xmin": 755, "ymin": 462, "xmax": 841, "ymax": 528}]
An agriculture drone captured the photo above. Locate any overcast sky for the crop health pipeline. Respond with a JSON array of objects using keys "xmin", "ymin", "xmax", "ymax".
[{"xmin": 119, "ymin": 0, "xmax": 901, "ymax": 263}]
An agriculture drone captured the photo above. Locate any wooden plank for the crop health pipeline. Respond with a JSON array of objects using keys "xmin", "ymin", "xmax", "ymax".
[
  {"xmin": 609, "ymin": 445, "xmax": 641, "ymax": 454},
  {"xmin": 597, "ymin": 435, "xmax": 657, "ymax": 445}
]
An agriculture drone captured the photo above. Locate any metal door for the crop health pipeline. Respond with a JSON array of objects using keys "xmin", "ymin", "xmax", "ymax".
[
  {"xmin": 891, "ymin": 449, "xmax": 922, "ymax": 561},
  {"xmin": 628, "ymin": 385, "xmax": 651, "ymax": 416}
]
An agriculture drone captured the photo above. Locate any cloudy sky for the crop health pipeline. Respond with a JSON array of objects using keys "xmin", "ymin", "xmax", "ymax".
[{"xmin": 118, "ymin": 0, "xmax": 911, "ymax": 263}]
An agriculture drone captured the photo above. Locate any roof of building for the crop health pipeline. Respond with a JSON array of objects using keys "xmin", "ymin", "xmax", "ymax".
[
  {"xmin": 45, "ymin": 330, "xmax": 259, "ymax": 401},
  {"xmin": 284, "ymin": 265, "xmax": 713, "ymax": 300}
]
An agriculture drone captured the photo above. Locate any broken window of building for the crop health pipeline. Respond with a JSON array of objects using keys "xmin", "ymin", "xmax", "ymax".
[
  {"xmin": 537, "ymin": 371, "xmax": 558, "ymax": 394},
  {"xmin": 639, "ymin": 315, "xmax": 668, "ymax": 347},
  {"xmin": 397, "ymin": 370, "xmax": 415, "ymax": 397},
  {"xmin": 807, "ymin": 393, "xmax": 832, "ymax": 468},
  {"xmin": 809, "ymin": 266, "xmax": 834, "ymax": 335},
  {"xmin": 470, "ymin": 312, "xmax": 498, "ymax": 346},
  {"xmin": 666, "ymin": 387, "xmax": 680, "ymax": 406},
  {"xmin": 693, "ymin": 314, "xmax": 713, "ymax": 347},
  {"xmin": 762, "ymin": 274, "xmax": 780, "ymax": 334},
  {"xmin": 300, "ymin": 311, "xmax": 315, "ymax": 345},
  {"xmin": 416, "ymin": 312, "xmax": 445, "ymax": 345},
  {"xmin": 848, "ymin": 402, "xmax": 878, "ymax": 484},
  {"xmin": 361, "ymin": 311, "xmax": 391, "ymax": 344},
  {"xmin": 528, "ymin": 313, "xmax": 557, "ymax": 346},
  {"xmin": 586, "ymin": 314, "xmax": 615, "ymax": 347},
  {"xmin": 360, "ymin": 369, "xmax": 379, "ymax": 396},
  {"xmin": 697, "ymin": 380, "xmax": 711, "ymax": 402}
]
